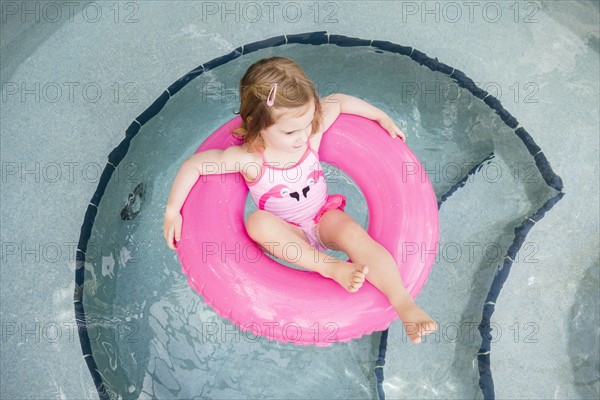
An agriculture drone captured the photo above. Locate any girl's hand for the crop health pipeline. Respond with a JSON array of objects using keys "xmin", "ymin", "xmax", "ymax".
[
  {"xmin": 163, "ymin": 209, "xmax": 183, "ymax": 250},
  {"xmin": 378, "ymin": 116, "xmax": 406, "ymax": 141}
]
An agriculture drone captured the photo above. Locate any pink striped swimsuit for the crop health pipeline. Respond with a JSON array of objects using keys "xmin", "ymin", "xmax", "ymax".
[{"xmin": 246, "ymin": 141, "xmax": 346, "ymax": 251}]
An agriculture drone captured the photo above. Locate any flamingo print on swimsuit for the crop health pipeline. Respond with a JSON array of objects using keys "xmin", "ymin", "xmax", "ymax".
[
  {"xmin": 249, "ymin": 141, "xmax": 329, "ymax": 227},
  {"xmin": 258, "ymin": 167, "xmax": 325, "ymax": 209}
]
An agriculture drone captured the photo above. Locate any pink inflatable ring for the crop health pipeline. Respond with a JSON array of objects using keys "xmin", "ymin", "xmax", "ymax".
[{"xmin": 177, "ymin": 114, "xmax": 439, "ymax": 346}]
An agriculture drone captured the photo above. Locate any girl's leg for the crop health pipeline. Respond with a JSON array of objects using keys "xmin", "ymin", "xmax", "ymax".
[
  {"xmin": 317, "ymin": 209, "xmax": 437, "ymax": 343},
  {"xmin": 246, "ymin": 210, "xmax": 368, "ymax": 291}
]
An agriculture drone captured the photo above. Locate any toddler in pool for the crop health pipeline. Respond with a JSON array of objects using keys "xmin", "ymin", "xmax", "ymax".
[{"xmin": 163, "ymin": 57, "xmax": 436, "ymax": 343}]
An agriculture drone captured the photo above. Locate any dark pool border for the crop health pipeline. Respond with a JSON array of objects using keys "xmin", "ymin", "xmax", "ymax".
[{"xmin": 74, "ymin": 31, "xmax": 565, "ymax": 400}]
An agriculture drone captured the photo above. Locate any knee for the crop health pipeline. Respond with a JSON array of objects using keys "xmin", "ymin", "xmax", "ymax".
[
  {"xmin": 245, "ymin": 210, "xmax": 273, "ymax": 240},
  {"xmin": 337, "ymin": 217, "xmax": 367, "ymax": 244}
]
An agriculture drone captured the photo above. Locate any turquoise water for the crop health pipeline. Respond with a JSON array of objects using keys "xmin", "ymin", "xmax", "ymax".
[{"xmin": 82, "ymin": 44, "xmax": 563, "ymax": 399}]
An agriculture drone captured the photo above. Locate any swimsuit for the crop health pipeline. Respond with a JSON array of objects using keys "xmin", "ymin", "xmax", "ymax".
[{"xmin": 246, "ymin": 141, "xmax": 346, "ymax": 252}]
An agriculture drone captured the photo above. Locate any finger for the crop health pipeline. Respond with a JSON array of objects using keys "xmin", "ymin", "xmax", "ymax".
[
  {"xmin": 164, "ymin": 228, "xmax": 173, "ymax": 248},
  {"xmin": 166, "ymin": 229, "xmax": 176, "ymax": 250}
]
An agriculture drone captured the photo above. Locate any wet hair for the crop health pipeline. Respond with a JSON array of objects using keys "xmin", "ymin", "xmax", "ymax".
[{"xmin": 233, "ymin": 57, "xmax": 322, "ymax": 150}]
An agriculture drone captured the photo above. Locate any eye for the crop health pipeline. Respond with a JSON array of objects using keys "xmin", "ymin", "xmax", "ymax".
[
  {"xmin": 307, "ymin": 178, "xmax": 315, "ymax": 185},
  {"xmin": 280, "ymin": 188, "xmax": 289, "ymax": 196}
]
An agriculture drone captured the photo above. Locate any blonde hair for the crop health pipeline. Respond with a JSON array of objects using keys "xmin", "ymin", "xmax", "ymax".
[{"xmin": 233, "ymin": 57, "xmax": 322, "ymax": 150}]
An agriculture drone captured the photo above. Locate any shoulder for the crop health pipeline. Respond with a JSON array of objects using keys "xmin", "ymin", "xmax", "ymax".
[
  {"xmin": 309, "ymin": 95, "xmax": 342, "ymax": 152},
  {"xmin": 222, "ymin": 144, "xmax": 261, "ymax": 164},
  {"xmin": 225, "ymin": 144, "xmax": 263, "ymax": 182}
]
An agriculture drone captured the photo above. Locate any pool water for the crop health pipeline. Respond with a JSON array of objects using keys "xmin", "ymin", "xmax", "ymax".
[{"xmin": 80, "ymin": 42, "xmax": 566, "ymax": 399}]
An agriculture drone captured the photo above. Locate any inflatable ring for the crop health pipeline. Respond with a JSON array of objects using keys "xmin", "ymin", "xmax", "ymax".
[{"xmin": 177, "ymin": 114, "xmax": 439, "ymax": 346}]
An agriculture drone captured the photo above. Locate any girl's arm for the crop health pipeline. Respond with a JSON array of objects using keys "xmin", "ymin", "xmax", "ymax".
[
  {"xmin": 163, "ymin": 146, "xmax": 248, "ymax": 249},
  {"xmin": 323, "ymin": 93, "xmax": 406, "ymax": 140}
]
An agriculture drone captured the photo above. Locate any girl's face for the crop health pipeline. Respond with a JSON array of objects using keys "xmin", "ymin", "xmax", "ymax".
[{"xmin": 260, "ymin": 101, "xmax": 315, "ymax": 154}]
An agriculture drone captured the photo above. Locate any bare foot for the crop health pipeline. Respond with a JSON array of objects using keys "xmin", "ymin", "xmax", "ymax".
[
  {"xmin": 326, "ymin": 262, "xmax": 369, "ymax": 292},
  {"xmin": 399, "ymin": 302, "xmax": 437, "ymax": 344}
]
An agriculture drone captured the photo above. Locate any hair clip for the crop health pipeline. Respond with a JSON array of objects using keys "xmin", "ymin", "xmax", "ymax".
[{"xmin": 266, "ymin": 83, "xmax": 278, "ymax": 106}]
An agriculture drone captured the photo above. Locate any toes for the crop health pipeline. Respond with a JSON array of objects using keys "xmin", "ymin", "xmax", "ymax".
[
  {"xmin": 406, "ymin": 328, "xmax": 423, "ymax": 344},
  {"xmin": 338, "ymin": 264, "xmax": 368, "ymax": 293},
  {"xmin": 347, "ymin": 280, "xmax": 364, "ymax": 292},
  {"xmin": 347, "ymin": 284, "xmax": 359, "ymax": 292},
  {"xmin": 406, "ymin": 321, "xmax": 438, "ymax": 343},
  {"xmin": 354, "ymin": 265, "xmax": 368, "ymax": 280},
  {"xmin": 351, "ymin": 281, "xmax": 362, "ymax": 289}
]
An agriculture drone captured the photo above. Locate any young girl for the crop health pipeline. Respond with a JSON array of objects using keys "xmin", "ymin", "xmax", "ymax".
[{"xmin": 163, "ymin": 57, "xmax": 437, "ymax": 343}]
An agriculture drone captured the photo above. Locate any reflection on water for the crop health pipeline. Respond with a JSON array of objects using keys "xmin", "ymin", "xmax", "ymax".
[{"xmin": 137, "ymin": 283, "xmax": 375, "ymax": 398}]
